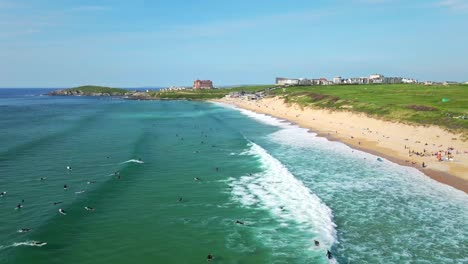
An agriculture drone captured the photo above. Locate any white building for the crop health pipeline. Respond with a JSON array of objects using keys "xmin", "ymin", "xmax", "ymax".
[
  {"xmin": 276, "ymin": 77, "xmax": 300, "ymax": 86},
  {"xmin": 333, "ymin": 76, "xmax": 342, "ymax": 84}
]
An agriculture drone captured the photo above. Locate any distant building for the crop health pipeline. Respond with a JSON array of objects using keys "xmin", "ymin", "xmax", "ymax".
[
  {"xmin": 333, "ymin": 76, "xmax": 342, "ymax": 84},
  {"xmin": 193, "ymin": 80, "xmax": 213, "ymax": 89},
  {"xmin": 402, "ymin": 78, "xmax": 418, "ymax": 84},
  {"xmin": 384, "ymin": 77, "xmax": 403, "ymax": 84},
  {"xmin": 276, "ymin": 77, "xmax": 300, "ymax": 86}
]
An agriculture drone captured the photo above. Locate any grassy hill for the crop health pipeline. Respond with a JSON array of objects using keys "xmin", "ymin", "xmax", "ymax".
[
  {"xmin": 66, "ymin": 85, "xmax": 128, "ymax": 95},
  {"xmin": 273, "ymin": 84, "xmax": 468, "ymax": 132}
]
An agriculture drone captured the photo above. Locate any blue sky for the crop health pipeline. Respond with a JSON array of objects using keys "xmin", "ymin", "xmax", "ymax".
[{"xmin": 0, "ymin": 0, "xmax": 467, "ymax": 87}]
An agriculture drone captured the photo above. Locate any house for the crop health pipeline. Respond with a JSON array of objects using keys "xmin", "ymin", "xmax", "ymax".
[
  {"xmin": 193, "ymin": 80, "xmax": 213, "ymax": 89},
  {"xmin": 276, "ymin": 77, "xmax": 300, "ymax": 86}
]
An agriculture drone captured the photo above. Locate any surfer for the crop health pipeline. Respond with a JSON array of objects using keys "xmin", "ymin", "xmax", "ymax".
[
  {"xmin": 59, "ymin": 208, "xmax": 67, "ymax": 215},
  {"xmin": 84, "ymin": 206, "xmax": 95, "ymax": 211},
  {"xmin": 75, "ymin": 190, "xmax": 85, "ymax": 194},
  {"xmin": 178, "ymin": 197, "xmax": 183, "ymax": 202},
  {"xmin": 207, "ymin": 253, "xmax": 213, "ymax": 262},
  {"xmin": 34, "ymin": 241, "xmax": 47, "ymax": 246},
  {"xmin": 314, "ymin": 240, "xmax": 320, "ymax": 246},
  {"xmin": 326, "ymin": 250, "xmax": 333, "ymax": 259},
  {"xmin": 235, "ymin": 220, "xmax": 244, "ymax": 225},
  {"xmin": 87, "ymin": 181, "xmax": 96, "ymax": 184},
  {"xmin": 18, "ymin": 228, "xmax": 31, "ymax": 233},
  {"xmin": 194, "ymin": 177, "xmax": 200, "ymax": 181},
  {"xmin": 15, "ymin": 203, "xmax": 23, "ymax": 210},
  {"xmin": 40, "ymin": 177, "xmax": 47, "ymax": 181},
  {"xmin": 0, "ymin": 191, "xmax": 6, "ymax": 197},
  {"xmin": 63, "ymin": 184, "xmax": 68, "ymax": 190},
  {"xmin": 66, "ymin": 166, "xmax": 72, "ymax": 170}
]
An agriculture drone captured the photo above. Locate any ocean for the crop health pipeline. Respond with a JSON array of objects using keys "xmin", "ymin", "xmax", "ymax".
[{"xmin": 0, "ymin": 89, "xmax": 466, "ymax": 264}]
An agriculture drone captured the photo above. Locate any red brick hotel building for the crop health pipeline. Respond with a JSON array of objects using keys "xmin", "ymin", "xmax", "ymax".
[{"xmin": 193, "ymin": 80, "xmax": 213, "ymax": 89}]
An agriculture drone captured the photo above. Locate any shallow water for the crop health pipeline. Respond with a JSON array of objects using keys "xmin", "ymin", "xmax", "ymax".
[{"xmin": 0, "ymin": 90, "xmax": 466, "ymax": 264}]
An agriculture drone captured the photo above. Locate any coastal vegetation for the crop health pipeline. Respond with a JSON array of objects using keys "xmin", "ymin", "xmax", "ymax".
[
  {"xmin": 49, "ymin": 85, "xmax": 128, "ymax": 96},
  {"xmin": 274, "ymin": 84, "xmax": 468, "ymax": 132},
  {"xmin": 148, "ymin": 85, "xmax": 272, "ymax": 100},
  {"xmin": 157, "ymin": 83, "xmax": 468, "ymax": 133}
]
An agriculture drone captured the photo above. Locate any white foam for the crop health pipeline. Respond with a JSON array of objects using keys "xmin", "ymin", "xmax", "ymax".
[
  {"xmin": 13, "ymin": 241, "xmax": 47, "ymax": 247},
  {"xmin": 120, "ymin": 159, "xmax": 144, "ymax": 164},
  {"xmin": 230, "ymin": 142, "xmax": 337, "ymax": 248}
]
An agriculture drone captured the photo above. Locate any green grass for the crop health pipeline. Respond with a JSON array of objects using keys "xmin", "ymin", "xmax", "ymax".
[
  {"xmin": 149, "ymin": 85, "xmax": 273, "ymax": 100},
  {"xmin": 272, "ymin": 84, "xmax": 468, "ymax": 133},
  {"xmin": 67, "ymin": 85, "xmax": 128, "ymax": 95}
]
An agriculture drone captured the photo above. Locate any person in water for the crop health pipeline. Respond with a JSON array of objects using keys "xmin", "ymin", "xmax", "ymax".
[
  {"xmin": 235, "ymin": 220, "xmax": 244, "ymax": 225},
  {"xmin": 16, "ymin": 203, "xmax": 23, "ymax": 209},
  {"xmin": 66, "ymin": 166, "xmax": 72, "ymax": 170},
  {"xmin": 0, "ymin": 191, "xmax": 6, "ymax": 197},
  {"xmin": 59, "ymin": 208, "xmax": 66, "ymax": 215},
  {"xmin": 19, "ymin": 228, "xmax": 31, "ymax": 233},
  {"xmin": 314, "ymin": 240, "xmax": 320, "ymax": 246},
  {"xmin": 84, "ymin": 206, "xmax": 95, "ymax": 211},
  {"xmin": 207, "ymin": 253, "xmax": 213, "ymax": 262},
  {"xmin": 194, "ymin": 177, "xmax": 200, "ymax": 181},
  {"xmin": 326, "ymin": 250, "xmax": 332, "ymax": 259},
  {"xmin": 178, "ymin": 197, "xmax": 183, "ymax": 202},
  {"xmin": 53, "ymin": 201, "xmax": 63, "ymax": 205},
  {"xmin": 63, "ymin": 184, "xmax": 68, "ymax": 190}
]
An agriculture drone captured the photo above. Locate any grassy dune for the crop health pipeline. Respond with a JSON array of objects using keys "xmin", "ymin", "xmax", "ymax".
[{"xmin": 274, "ymin": 84, "xmax": 468, "ymax": 132}]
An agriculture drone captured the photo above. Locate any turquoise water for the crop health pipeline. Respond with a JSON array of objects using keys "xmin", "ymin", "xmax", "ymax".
[{"xmin": 0, "ymin": 90, "xmax": 466, "ymax": 264}]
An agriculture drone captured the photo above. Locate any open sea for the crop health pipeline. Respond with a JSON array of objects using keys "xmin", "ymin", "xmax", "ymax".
[{"xmin": 0, "ymin": 88, "xmax": 466, "ymax": 264}]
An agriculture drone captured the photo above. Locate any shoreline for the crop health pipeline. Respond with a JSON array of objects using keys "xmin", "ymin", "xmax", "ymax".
[{"xmin": 214, "ymin": 97, "xmax": 468, "ymax": 193}]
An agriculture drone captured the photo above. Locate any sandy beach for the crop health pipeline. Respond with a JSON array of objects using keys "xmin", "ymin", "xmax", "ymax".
[{"xmin": 216, "ymin": 97, "xmax": 468, "ymax": 193}]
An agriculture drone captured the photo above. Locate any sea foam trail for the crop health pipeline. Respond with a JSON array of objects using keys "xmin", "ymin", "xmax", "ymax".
[
  {"xmin": 0, "ymin": 241, "xmax": 47, "ymax": 251},
  {"xmin": 120, "ymin": 159, "xmax": 144, "ymax": 164},
  {"xmin": 230, "ymin": 142, "xmax": 337, "ymax": 248}
]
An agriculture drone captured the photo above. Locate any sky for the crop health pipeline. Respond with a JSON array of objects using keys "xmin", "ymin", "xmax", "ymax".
[{"xmin": 0, "ymin": 0, "xmax": 467, "ymax": 87}]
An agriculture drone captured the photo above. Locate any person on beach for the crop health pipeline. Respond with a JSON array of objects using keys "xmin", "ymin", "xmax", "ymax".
[{"xmin": 422, "ymin": 162, "xmax": 427, "ymax": 168}]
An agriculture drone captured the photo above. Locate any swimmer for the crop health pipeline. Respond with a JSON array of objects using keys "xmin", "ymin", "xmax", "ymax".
[
  {"xmin": 235, "ymin": 220, "xmax": 244, "ymax": 225},
  {"xmin": 18, "ymin": 228, "xmax": 31, "ymax": 233},
  {"xmin": 326, "ymin": 250, "xmax": 332, "ymax": 259},
  {"xmin": 53, "ymin": 201, "xmax": 63, "ymax": 205},
  {"xmin": 0, "ymin": 191, "xmax": 6, "ymax": 197},
  {"xmin": 178, "ymin": 197, "xmax": 183, "ymax": 202},
  {"xmin": 314, "ymin": 240, "xmax": 320, "ymax": 246},
  {"xmin": 207, "ymin": 253, "xmax": 213, "ymax": 262},
  {"xmin": 63, "ymin": 184, "xmax": 68, "ymax": 190},
  {"xmin": 84, "ymin": 206, "xmax": 95, "ymax": 211},
  {"xmin": 59, "ymin": 208, "xmax": 67, "ymax": 215}
]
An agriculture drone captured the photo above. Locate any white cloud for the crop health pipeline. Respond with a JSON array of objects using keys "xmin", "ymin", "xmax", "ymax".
[{"xmin": 436, "ymin": 0, "xmax": 468, "ymax": 11}]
